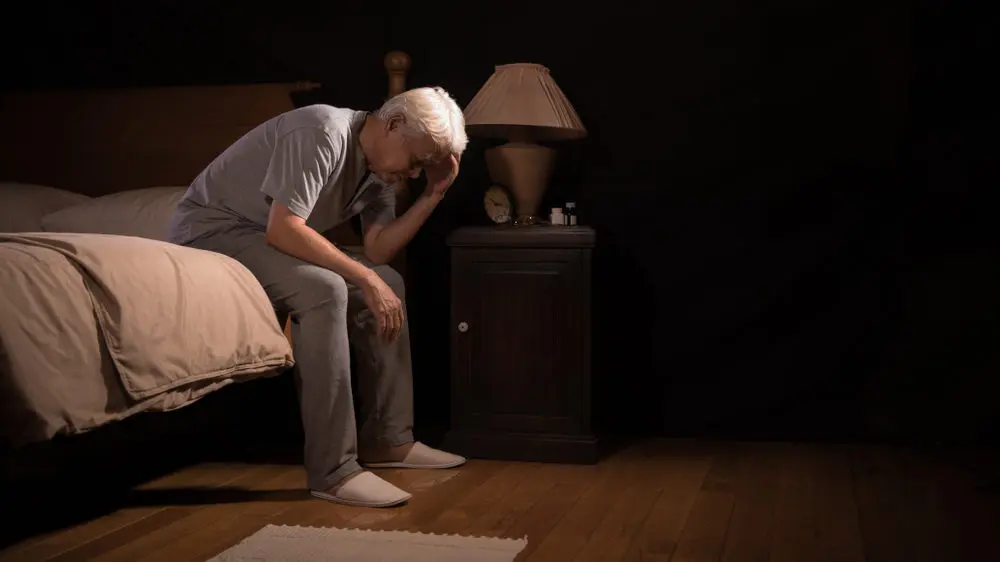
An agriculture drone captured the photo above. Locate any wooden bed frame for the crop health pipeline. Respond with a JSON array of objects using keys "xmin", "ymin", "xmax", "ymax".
[{"xmin": 0, "ymin": 51, "xmax": 415, "ymax": 341}]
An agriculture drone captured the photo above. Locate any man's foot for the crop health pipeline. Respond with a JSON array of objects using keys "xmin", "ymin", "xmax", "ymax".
[
  {"xmin": 360, "ymin": 441, "xmax": 467, "ymax": 469},
  {"xmin": 309, "ymin": 470, "xmax": 412, "ymax": 508}
]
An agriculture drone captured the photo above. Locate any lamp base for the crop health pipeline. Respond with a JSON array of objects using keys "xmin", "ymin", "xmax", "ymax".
[{"xmin": 484, "ymin": 142, "xmax": 556, "ymax": 225}]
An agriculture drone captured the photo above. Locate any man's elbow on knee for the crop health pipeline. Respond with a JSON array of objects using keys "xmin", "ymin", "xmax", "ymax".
[
  {"xmin": 264, "ymin": 227, "xmax": 283, "ymax": 249},
  {"xmin": 362, "ymin": 236, "xmax": 393, "ymax": 266},
  {"xmin": 364, "ymin": 249, "xmax": 392, "ymax": 266}
]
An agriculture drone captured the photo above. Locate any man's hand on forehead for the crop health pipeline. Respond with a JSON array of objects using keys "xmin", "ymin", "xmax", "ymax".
[{"xmin": 425, "ymin": 153, "xmax": 460, "ymax": 197}]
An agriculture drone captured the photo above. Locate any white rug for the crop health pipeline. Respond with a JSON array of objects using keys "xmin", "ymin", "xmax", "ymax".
[{"xmin": 207, "ymin": 524, "xmax": 528, "ymax": 562}]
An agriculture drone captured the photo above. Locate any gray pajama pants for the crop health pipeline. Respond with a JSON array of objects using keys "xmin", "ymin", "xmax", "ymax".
[{"xmin": 171, "ymin": 215, "xmax": 414, "ymax": 491}]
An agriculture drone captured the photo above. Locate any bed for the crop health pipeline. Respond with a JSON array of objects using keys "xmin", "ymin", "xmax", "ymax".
[{"xmin": 0, "ymin": 52, "xmax": 415, "ymax": 451}]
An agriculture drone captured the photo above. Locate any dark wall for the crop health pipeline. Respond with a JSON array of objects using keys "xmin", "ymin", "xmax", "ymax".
[
  {"xmin": 4, "ymin": 1, "xmax": 995, "ymax": 445},
  {"xmin": 390, "ymin": 2, "xmax": 919, "ymax": 441}
]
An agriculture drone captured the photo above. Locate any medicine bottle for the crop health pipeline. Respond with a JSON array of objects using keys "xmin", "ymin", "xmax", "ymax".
[
  {"xmin": 565, "ymin": 202, "xmax": 578, "ymax": 225},
  {"xmin": 549, "ymin": 207, "xmax": 565, "ymax": 225}
]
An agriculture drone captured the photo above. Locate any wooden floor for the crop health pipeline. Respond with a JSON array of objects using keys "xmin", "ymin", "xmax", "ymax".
[{"xmin": 1, "ymin": 438, "xmax": 998, "ymax": 562}]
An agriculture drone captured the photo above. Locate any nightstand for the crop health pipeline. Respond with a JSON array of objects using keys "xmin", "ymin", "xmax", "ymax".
[{"xmin": 443, "ymin": 225, "xmax": 600, "ymax": 464}]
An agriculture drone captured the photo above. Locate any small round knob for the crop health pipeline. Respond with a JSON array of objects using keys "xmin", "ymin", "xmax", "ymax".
[
  {"xmin": 384, "ymin": 51, "xmax": 412, "ymax": 73},
  {"xmin": 458, "ymin": 321, "xmax": 469, "ymax": 333}
]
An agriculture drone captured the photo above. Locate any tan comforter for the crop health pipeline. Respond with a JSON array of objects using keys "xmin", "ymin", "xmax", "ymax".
[{"xmin": 0, "ymin": 232, "xmax": 294, "ymax": 449}]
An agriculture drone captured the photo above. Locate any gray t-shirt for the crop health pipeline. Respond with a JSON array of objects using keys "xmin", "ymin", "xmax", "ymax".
[{"xmin": 168, "ymin": 104, "xmax": 395, "ymax": 245}]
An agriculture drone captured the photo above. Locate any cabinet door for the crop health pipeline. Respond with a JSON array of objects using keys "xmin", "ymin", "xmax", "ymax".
[{"xmin": 451, "ymin": 248, "xmax": 591, "ymax": 436}]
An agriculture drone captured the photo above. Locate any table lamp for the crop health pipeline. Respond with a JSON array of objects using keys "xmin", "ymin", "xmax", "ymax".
[{"xmin": 463, "ymin": 63, "xmax": 586, "ymax": 225}]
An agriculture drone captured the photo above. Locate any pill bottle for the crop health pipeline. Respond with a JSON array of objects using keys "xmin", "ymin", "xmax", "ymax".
[{"xmin": 565, "ymin": 202, "xmax": 578, "ymax": 225}]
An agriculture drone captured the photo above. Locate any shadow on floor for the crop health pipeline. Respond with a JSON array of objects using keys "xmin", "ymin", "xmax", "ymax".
[
  {"xmin": 0, "ymin": 431, "xmax": 307, "ymax": 548},
  {"xmin": 0, "ymin": 466, "xmax": 316, "ymax": 550},
  {"xmin": 125, "ymin": 486, "xmax": 309, "ymax": 506}
]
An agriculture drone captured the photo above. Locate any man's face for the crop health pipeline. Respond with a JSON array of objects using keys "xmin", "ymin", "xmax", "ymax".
[{"xmin": 368, "ymin": 117, "xmax": 440, "ymax": 185}]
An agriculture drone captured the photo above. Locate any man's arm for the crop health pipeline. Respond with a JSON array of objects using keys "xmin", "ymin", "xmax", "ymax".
[
  {"xmin": 266, "ymin": 202, "xmax": 376, "ymax": 286},
  {"xmin": 362, "ymin": 154, "xmax": 459, "ymax": 265},
  {"xmin": 268, "ymin": 201, "xmax": 405, "ymax": 342},
  {"xmin": 362, "ymin": 191, "xmax": 443, "ymax": 266}
]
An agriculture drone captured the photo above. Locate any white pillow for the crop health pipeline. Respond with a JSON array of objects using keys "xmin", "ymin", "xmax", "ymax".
[
  {"xmin": 40, "ymin": 186, "xmax": 188, "ymax": 241},
  {"xmin": 0, "ymin": 183, "xmax": 92, "ymax": 232}
]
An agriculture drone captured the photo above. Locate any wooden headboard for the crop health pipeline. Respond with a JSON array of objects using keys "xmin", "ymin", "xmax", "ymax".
[{"xmin": 0, "ymin": 81, "xmax": 314, "ymax": 197}]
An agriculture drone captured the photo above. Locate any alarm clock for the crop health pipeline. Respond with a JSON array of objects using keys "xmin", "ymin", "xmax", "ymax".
[{"xmin": 484, "ymin": 185, "xmax": 512, "ymax": 224}]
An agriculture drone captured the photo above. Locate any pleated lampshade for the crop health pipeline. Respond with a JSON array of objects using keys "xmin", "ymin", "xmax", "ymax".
[{"xmin": 463, "ymin": 63, "xmax": 586, "ymax": 141}]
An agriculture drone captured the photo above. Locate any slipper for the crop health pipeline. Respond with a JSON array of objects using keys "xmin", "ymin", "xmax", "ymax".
[
  {"xmin": 361, "ymin": 441, "xmax": 467, "ymax": 469},
  {"xmin": 309, "ymin": 471, "xmax": 412, "ymax": 508}
]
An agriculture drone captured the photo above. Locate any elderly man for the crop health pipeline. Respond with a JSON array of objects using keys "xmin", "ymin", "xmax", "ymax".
[{"xmin": 167, "ymin": 86, "xmax": 468, "ymax": 508}]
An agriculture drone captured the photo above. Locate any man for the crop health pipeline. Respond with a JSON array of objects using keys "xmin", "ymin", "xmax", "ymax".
[{"xmin": 167, "ymin": 86, "xmax": 469, "ymax": 508}]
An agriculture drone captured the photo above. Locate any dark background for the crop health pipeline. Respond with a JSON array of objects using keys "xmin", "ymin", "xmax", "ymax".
[{"xmin": 3, "ymin": 0, "xmax": 995, "ymax": 446}]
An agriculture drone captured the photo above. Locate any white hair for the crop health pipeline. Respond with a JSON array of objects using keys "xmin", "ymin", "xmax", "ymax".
[{"xmin": 375, "ymin": 86, "xmax": 468, "ymax": 159}]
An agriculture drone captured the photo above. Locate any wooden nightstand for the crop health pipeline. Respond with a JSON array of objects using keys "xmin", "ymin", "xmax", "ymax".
[{"xmin": 443, "ymin": 225, "xmax": 601, "ymax": 464}]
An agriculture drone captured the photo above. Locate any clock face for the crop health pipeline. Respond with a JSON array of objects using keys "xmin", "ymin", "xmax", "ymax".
[{"xmin": 484, "ymin": 185, "xmax": 512, "ymax": 224}]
